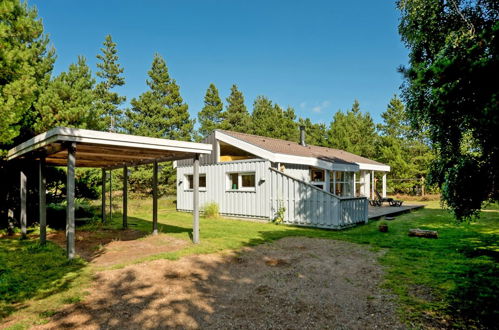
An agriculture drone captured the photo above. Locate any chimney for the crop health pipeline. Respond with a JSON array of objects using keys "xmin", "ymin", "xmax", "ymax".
[{"xmin": 299, "ymin": 125, "xmax": 306, "ymax": 146}]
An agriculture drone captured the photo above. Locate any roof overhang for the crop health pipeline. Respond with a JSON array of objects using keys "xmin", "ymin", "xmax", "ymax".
[
  {"xmin": 7, "ymin": 127, "xmax": 212, "ymax": 169},
  {"xmin": 214, "ymin": 130, "xmax": 359, "ymax": 172},
  {"xmin": 357, "ymin": 163, "xmax": 390, "ymax": 172}
]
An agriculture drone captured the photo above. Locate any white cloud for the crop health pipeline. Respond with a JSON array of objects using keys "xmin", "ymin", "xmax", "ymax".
[
  {"xmin": 299, "ymin": 102, "xmax": 307, "ymax": 109},
  {"xmin": 311, "ymin": 100, "xmax": 331, "ymax": 113}
]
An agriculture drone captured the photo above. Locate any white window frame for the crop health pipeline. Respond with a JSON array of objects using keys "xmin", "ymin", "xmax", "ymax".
[
  {"xmin": 332, "ymin": 171, "xmax": 354, "ymax": 197},
  {"xmin": 226, "ymin": 171, "xmax": 256, "ymax": 192},
  {"xmin": 184, "ymin": 173, "xmax": 206, "ymax": 191},
  {"xmin": 310, "ymin": 168, "xmax": 326, "ymax": 190}
]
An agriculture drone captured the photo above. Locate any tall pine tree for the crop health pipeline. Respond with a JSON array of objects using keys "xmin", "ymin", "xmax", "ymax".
[
  {"xmin": 0, "ymin": 0, "xmax": 55, "ymax": 154},
  {"xmin": 34, "ymin": 56, "xmax": 100, "ymax": 133},
  {"xmin": 251, "ymin": 96, "xmax": 299, "ymax": 141},
  {"xmin": 124, "ymin": 54, "xmax": 193, "ymax": 140},
  {"xmin": 197, "ymin": 83, "xmax": 223, "ymax": 138},
  {"xmin": 123, "ymin": 54, "xmax": 194, "ymax": 195},
  {"xmin": 95, "ymin": 34, "xmax": 125, "ymax": 132},
  {"xmin": 328, "ymin": 100, "xmax": 378, "ymax": 158},
  {"xmin": 297, "ymin": 118, "xmax": 329, "ymax": 147},
  {"xmin": 221, "ymin": 84, "xmax": 251, "ymax": 133}
]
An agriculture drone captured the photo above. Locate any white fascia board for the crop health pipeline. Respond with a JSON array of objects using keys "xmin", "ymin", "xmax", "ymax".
[
  {"xmin": 357, "ymin": 163, "xmax": 391, "ymax": 172},
  {"xmin": 7, "ymin": 127, "xmax": 212, "ymax": 160},
  {"xmin": 275, "ymin": 154, "xmax": 359, "ymax": 172},
  {"xmin": 215, "ymin": 131, "xmax": 359, "ymax": 172}
]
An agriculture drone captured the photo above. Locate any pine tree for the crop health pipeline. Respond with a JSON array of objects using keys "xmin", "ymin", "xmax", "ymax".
[
  {"xmin": 328, "ymin": 100, "xmax": 378, "ymax": 158},
  {"xmin": 378, "ymin": 95, "xmax": 409, "ymax": 139},
  {"xmin": 122, "ymin": 54, "xmax": 194, "ymax": 196},
  {"xmin": 95, "ymin": 34, "xmax": 125, "ymax": 132},
  {"xmin": 377, "ymin": 95, "xmax": 433, "ymax": 194},
  {"xmin": 0, "ymin": 0, "xmax": 55, "ymax": 154},
  {"xmin": 251, "ymin": 96, "xmax": 277, "ymax": 136},
  {"xmin": 250, "ymin": 96, "xmax": 299, "ymax": 141},
  {"xmin": 297, "ymin": 118, "xmax": 329, "ymax": 147},
  {"xmin": 198, "ymin": 83, "xmax": 223, "ymax": 138},
  {"xmin": 221, "ymin": 84, "xmax": 251, "ymax": 132},
  {"xmin": 123, "ymin": 54, "xmax": 193, "ymax": 140},
  {"xmin": 34, "ymin": 56, "xmax": 100, "ymax": 133}
]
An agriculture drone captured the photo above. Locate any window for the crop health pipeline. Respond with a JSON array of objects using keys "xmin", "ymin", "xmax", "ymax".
[
  {"xmin": 227, "ymin": 172, "xmax": 256, "ymax": 191},
  {"xmin": 185, "ymin": 174, "xmax": 206, "ymax": 190},
  {"xmin": 311, "ymin": 169, "xmax": 324, "ymax": 182},
  {"xmin": 330, "ymin": 171, "xmax": 354, "ymax": 197},
  {"xmin": 310, "ymin": 168, "xmax": 326, "ymax": 190},
  {"xmin": 354, "ymin": 171, "xmax": 365, "ymax": 197}
]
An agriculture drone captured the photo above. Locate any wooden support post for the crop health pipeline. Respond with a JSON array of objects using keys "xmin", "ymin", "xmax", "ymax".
[
  {"xmin": 20, "ymin": 168, "xmax": 27, "ymax": 239},
  {"xmin": 39, "ymin": 158, "xmax": 47, "ymax": 245},
  {"xmin": 332, "ymin": 171, "xmax": 336, "ymax": 195},
  {"xmin": 109, "ymin": 170, "xmax": 112, "ymax": 221},
  {"xmin": 382, "ymin": 173, "xmax": 387, "ymax": 198},
  {"xmin": 371, "ymin": 170, "xmax": 375, "ymax": 199},
  {"xmin": 152, "ymin": 161, "xmax": 158, "ymax": 235},
  {"xmin": 101, "ymin": 169, "xmax": 106, "ymax": 223},
  {"xmin": 66, "ymin": 143, "xmax": 76, "ymax": 259},
  {"xmin": 193, "ymin": 154, "xmax": 200, "ymax": 244},
  {"xmin": 325, "ymin": 170, "xmax": 330, "ymax": 194},
  {"xmin": 123, "ymin": 166, "xmax": 128, "ymax": 229},
  {"xmin": 353, "ymin": 172, "xmax": 356, "ymax": 197}
]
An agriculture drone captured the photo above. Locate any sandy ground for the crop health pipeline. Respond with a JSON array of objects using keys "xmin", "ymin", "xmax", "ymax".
[
  {"xmin": 35, "ymin": 237, "xmax": 403, "ymax": 329},
  {"xmin": 48, "ymin": 230, "xmax": 187, "ymax": 266}
]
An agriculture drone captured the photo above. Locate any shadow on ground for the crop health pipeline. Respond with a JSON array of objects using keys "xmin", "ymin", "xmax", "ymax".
[{"xmin": 37, "ymin": 238, "xmax": 403, "ymax": 329}]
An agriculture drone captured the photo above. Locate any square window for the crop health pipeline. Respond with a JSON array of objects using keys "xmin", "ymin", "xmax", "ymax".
[
  {"xmin": 311, "ymin": 169, "xmax": 324, "ymax": 182},
  {"xmin": 241, "ymin": 173, "xmax": 255, "ymax": 188},
  {"xmin": 186, "ymin": 174, "xmax": 206, "ymax": 189}
]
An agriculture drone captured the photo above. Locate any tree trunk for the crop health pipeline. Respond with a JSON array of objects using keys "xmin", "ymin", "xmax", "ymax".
[{"xmin": 408, "ymin": 229, "xmax": 438, "ymax": 238}]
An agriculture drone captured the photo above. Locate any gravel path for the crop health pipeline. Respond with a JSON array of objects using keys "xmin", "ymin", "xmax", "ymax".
[{"xmin": 36, "ymin": 237, "xmax": 404, "ymax": 329}]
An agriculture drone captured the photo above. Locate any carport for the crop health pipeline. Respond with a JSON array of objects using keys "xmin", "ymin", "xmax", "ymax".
[{"xmin": 6, "ymin": 127, "xmax": 212, "ymax": 259}]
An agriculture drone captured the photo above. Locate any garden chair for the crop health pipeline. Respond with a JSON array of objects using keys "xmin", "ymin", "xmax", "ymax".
[{"xmin": 375, "ymin": 190, "xmax": 403, "ymax": 207}]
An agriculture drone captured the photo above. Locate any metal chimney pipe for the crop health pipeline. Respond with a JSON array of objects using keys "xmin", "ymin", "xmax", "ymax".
[{"xmin": 299, "ymin": 125, "xmax": 306, "ymax": 146}]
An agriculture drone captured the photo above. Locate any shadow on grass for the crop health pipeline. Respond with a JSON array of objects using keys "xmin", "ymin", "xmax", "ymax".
[{"xmin": 0, "ymin": 237, "xmax": 85, "ymax": 319}]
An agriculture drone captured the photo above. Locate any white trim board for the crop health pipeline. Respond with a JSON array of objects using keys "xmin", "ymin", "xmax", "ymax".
[{"xmin": 7, "ymin": 127, "xmax": 213, "ymax": 160}]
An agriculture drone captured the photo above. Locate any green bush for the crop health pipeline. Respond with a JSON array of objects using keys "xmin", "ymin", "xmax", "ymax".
[{"xmin": 203, "ymin": 202, "xmax": 219, "ymax": 218}]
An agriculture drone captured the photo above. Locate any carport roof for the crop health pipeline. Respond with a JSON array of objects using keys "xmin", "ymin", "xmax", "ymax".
[{"xmin": 7, "ymin": 127, "xmax": 212, "ymax": 168}]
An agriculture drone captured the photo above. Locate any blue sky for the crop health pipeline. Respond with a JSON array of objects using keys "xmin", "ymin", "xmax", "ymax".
[{"xmin": 32, "ymin": 0, "xmax": 408, "ymax": 125}]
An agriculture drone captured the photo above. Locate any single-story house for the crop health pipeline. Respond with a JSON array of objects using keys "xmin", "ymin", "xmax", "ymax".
[{"xmin": 176, "ymin": 128, "xmax": 390, "ymax": 229}]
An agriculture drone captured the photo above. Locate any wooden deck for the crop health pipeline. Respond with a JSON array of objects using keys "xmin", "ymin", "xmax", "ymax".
[{"xmin": 368, "ymin": 204, "xmax": 425, "ymax": 219}]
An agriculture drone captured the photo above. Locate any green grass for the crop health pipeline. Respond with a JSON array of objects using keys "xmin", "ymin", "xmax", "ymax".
[{"xmin": 1, "ymin": 198, "xmax": 498, "ymax": 328}]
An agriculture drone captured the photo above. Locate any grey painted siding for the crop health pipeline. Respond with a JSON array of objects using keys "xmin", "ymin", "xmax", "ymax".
[
  {"xmin": 178, "ymin": 163, "xmax": 367, "ymax": 228},
  {"xmin": 177, "ymin": 159, "xmax": 271, "ymax": 219},
  {"xmin": 269, "ymin": 168, "xmax": 367, "ymax": 229},
  {"xmin": 281, "ymin": 163, "xmax": 310, "ymax": 181}
]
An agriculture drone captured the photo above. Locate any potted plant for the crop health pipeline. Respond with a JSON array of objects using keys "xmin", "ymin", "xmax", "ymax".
[{"xmin": 378, "ymin": 221, "xmax": 388, "ymax": 233}]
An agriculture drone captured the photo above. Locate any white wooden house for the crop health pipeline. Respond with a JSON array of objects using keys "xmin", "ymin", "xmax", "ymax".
[{"xmin": 176, "ymin": 128, "xmax": 390, "ymax": 229}]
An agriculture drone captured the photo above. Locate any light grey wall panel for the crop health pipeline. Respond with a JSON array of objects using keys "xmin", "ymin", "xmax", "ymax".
[
  {"xmin": 269, "ymin": 168, "xmax": 367, "ymax": 229},
  {"xmin": 177, "ymin": 159, "xmax": 271, "ymax": 219},
  {"xmin": 282, "ymin": 163, "xmax": 310, "ymax": 181}
]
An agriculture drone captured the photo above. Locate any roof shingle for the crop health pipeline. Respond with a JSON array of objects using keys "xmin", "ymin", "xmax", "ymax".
[{"xmin": 218, "ymin": 129, "xmax": 386, "ymax": 166}]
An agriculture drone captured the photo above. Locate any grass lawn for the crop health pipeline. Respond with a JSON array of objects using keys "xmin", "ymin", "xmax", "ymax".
[{"xmin": 1, "ymin": 199, "xmax": 498, "ymax": 329}]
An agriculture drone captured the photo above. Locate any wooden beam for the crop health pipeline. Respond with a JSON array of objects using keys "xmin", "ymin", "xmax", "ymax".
[
  {"xmin": 152, "ymin": 161, "xmax": 158, "ymax": 235},
  {"xmin": 123, "ymin": 166, "xmax": 128, "ymax": 229},
  {"xmin": 39, "ymin": 158, "xmax": 47, "ymax": 245},
  {"xmin": 193, "ymin": 154, "xmax": 200, "ymax": 244},
  {"xmin": 101, "ymin": 169, "xmax": 106, "ymax": 223},
  {"xmin": 20, "ymin": 168, "xmax": 27, "ymax": 239},
  {"xmin": 66, "ymin": 143, "xmax": 76, "ymax": 259},
  {"xmin": 48, "ymin": 150, "xmax": 159, "ymax": 161}
]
